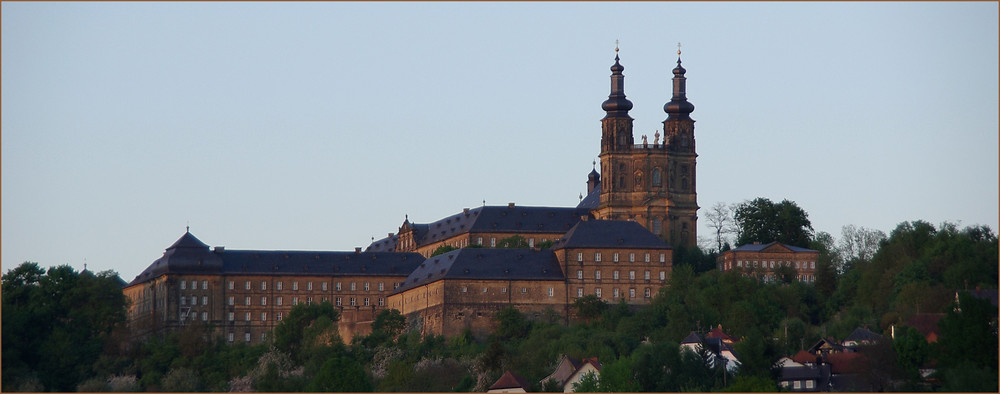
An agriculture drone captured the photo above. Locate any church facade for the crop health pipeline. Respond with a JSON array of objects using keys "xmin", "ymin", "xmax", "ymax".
[{"xmin": 123, "ymin": 49, "xmax": 698, "ymax": 341}]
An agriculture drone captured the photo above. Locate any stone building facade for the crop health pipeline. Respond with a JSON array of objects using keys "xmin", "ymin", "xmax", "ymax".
[
  {"xmin": 715, "ymin": 242, "xmax": 820, "ymax": 283},
  {"xmin": 124, "ymin": 48, "xmax": 696, "ymax": 341}
]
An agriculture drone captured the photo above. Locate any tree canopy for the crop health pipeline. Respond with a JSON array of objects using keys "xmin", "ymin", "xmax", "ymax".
[{"xmin": 734, "ymin": 198, "xmax": 814, "ymax": 247}]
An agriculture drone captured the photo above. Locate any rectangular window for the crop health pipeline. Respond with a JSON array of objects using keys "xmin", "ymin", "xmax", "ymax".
[
  {"xmin": 501, "ymin": 287, "xmax": 507, "ymax": 293},
  {"xmin": 738, "ymin": 261, "xmax": 743, "ymax": 267},
  {"xmin": 477, "ymin": 237, "xmax": 483, "ymax": 245},
  {"xmin": 483, "ymin": 287, "xmax": 488, "ymax": 293},
  {"xmin": 245, "ymin": 296, "xmax": 251, "ymax": 306},
  {"xmin": 202, "ymin": 296, "xmax": 208, "ymax": 305},
  {"xmin": 378, "ymin": 282, "xmax": 384, "ymax": 291},
  {"xmin": 595, "ymin": 288, "xmax": 602, "ymax": 298},
  {"xmin": 644, "ymin": 271, "xmax": 650, "ymax": 280},
  {"xmin": 520, "ymin": 287, "xmax": 527, "ymax": 293},
  {"xmin": 180, "ymin": 281, "xmax": 186, "ymax": 290},
  {"xmin": 595, "ymin": 271, "xmax": 602, "ymax": 280},
  {"xmin": 228, "ymin": 281, "xmax": 234, "ymax": 290},
  {"xmin": 378, "ymin": 298, "xmax": 385, "ymax": 306},
  {"xmin": 202, "ymin": 280, "xmax": 208, "ymax": 289},
  {"xmin": 613, "ymin": 270, "xmax": 620, "ymax": 280},
  {"xmin": 277, "ymin": 281, "xmax": 283, "ymax": 290},
  {"xmin": 277, "ymin": 312, "xmax": 283, "ymax": 321},
  {"xmin": 277, "ymin": 296, "xmax": 283, "ymax": 306},
  {"xmin": 577, "ymin": 288, "xmax": 584, "ymax": 297},
  {"xmin": 629, "ymin": 271, "xmax": 636, "ymax": 280},
  {"xmin": 261, "ymin": 333, "xmax": 267, "ymax": 342},
  {"xmin": 490, "ymin": 238, "xmax": 496, "ymax": 247},
  {"xmin": 228, "ymin": 296, "xmax": 234, "ymax": 306},
  {"xmin": 462, "ymin": 286, "xmax": 468, "ymax": 293},
  {"xmin": 629, "ymin": 288, "xmax": 636, "ymax": 298},
  {"xmin": 306, "ymin": 297, "xmax": 312, "ymax": 305},
  {"xmin": 307, "ymin": 282, "xmax": 313, "ymax": 291},
  {"xmin": 811, "ymin": 261, "xmax": 816, "ymax": 269},
  {"xmin": 201, "ymin": 311, "xmax": 208, "ymax": 321},
  {"xmin": 577, "ymin": 252, "xmax": 583, "ymax": 262},
  {"xmin": 191, "ymin": 280, "xmax": 197, "ymax": 290},
  {"xmin": 806, "ymin": 380, "xmax": 815, "ymax": 389},
  {"xmin": 261, "ymin": 312, "xmax": 267, "ymax": 321},
  {"xmin": 364, "ymin": 298, "xmax": 370, "ymax": 306},
  {"xmin": 644, "ymin": 288, "xmax": 651, "ymax": 298},
  {"xmin": 351, "ymin": 282, "xmax": 356, "ymax": 291},
  {"xmin": 245, "ymin": 332, "xmax": 251, "ymax": 343},
  {"xmin": 629, "ymin": 253, "xmax": 635, "ymax": 262},
  {"xmin": 793, "ymin": 381, "xmax": 801, "ymax": 390},
  {"xmin": 245, "ymin": 281, "xmax": 251, "ymax": 290},
  {"xmin": 350, "ymin": 297, "xmax": 356, "ymax": 306},
  {"xmin": 293, "ymin": 282, "xmax": 299, "ymax": 291},
  {"xmin": 336, "ymin": 297, "xmax": 342, "ymax": 306},
  {"xmin": 228, "ymin": 312, "xmax": 234, "ymax": 321},
  {"xmin": 613, "ymin": 288, "xmax": 620, "ymax": 298},
  {"xmin": 228, "ymin": 332, "xmax": 234, "ymax": 342},
  {"xmin": 180, "ymin": 297, "xmax": 187, "ymax": 306},
  {"xmin": 548, "ymin": 287, "xmax": 554, "ymax": 297},
  {"xmin": 245, "ymin": 312, "xmax": 251, "ymax": 321},
  {"xmin": 322, "ymin": 282, "xmax": 328, "ymax": 291},
  {"xmin": 595, "ymin": 253, "xmax": 602, "ymax": 262},
  {"xmin": 335, "ymin": 282, "xmax": 342, "ymax": 291},
  {"xmin": 660, "ymin": 271, "xmax": 666, "ymax": 281},
  {"xmin": 577, "ymin": 270, "xmax": 583, "ymax": 279},
  {"xmin": 659, "ymin": 254, "xmax": 665, "ymax": 263},
  {"xmin": 364, "ymin": 282, "xmax": 370, "ymax": 291},
  {"xmin": 529, "ymin": 238, "xmax": 534, "ymax": 247},
  {"xmin": 644, "ymin": 253, "xmax": 650, "ymax": 262},
  {"xmin": 261, "ymin": 281, "xmax": 267, "ymax": 291},
  {"xmin": 260, "ymin": 296, "xmax": 267, "ymax": 306},
  {"xmin": 292, "ymin": 297, "xmax": 298, "ymax": 305},
  {"xmin": 191, "ymin": 296, "xmax": 197, "ymax": 305},
  {"xmin": 613, "ymin": 253, "xmax": 619, "ymax": 262}
]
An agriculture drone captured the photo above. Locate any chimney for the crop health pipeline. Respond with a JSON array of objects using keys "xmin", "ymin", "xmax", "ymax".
[
  {"xmin": 508, "ymin": 202, "xmax": 515, "ymax": 208},
  {"xmin": 463, "ymin": 208, "xmax": 470, "ymax": 214},
  {"xmin": 355, "ymin": 247, "xmax": 362, "ymax": 253},
  {"xmin": 214, "ymin": 246, "xmax": 225, "ymax": 252}
]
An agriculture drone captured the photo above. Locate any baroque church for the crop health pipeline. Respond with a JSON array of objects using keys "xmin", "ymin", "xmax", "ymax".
[{"xmin": 123, "ymin": 47, "xmax": 699, "ymax": 341}]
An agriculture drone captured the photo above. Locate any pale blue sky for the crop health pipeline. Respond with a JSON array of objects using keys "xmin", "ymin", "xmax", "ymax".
[{"xmin": 3, "ymin": 2, "xmax": 997, "ymax": 283}]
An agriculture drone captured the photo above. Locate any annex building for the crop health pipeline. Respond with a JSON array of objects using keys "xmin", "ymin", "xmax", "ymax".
[{"xmin": 124, "ymin": 48, "xmax": 700, "ymax": 341}]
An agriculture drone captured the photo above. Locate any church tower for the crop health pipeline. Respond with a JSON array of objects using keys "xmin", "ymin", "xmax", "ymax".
[
  {"xmin": 662, "ymin": 47, "xmax": 698, "ymax": 247},
  {"xmin": 591, "ymin": 45, "xmax": 698, "ymax": 248}
]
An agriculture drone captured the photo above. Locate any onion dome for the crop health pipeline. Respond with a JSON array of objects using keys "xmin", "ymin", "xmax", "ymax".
[
  {"xmin": 602, "ymin": 52, "xmax": 633, "ymax": 118},
  {"xmin": 664, "ymin": 55, "xmax": 695, "ymax": 119}
]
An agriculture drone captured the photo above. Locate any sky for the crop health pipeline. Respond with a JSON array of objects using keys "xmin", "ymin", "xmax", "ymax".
[{"xmin": 3, "ymin": 2, "xmax": 997, "ymax": 283}]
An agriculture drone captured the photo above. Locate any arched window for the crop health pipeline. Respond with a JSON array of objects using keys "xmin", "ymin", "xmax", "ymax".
[
  {"xmin": 652, "ymin": 168, "xmax": 662, "ymax": 187},
  {"xmin": 652, "ymin": 217, "xmax": 662, "ymax": 235}
]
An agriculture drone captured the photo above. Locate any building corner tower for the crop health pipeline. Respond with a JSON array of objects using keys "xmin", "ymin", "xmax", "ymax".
[{"xmin": 662, "ymin": 48, "xmax": 698, "ymax": 248}]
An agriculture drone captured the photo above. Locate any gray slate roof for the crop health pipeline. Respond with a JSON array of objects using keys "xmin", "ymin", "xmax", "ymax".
[
  {"xmin": 577, "ymin": 182, "xmax": 601, "ymax": 210},
  {"xmin": 392, "ymin": 248, "xmax": 565, "ymax": 294},
  {"xmin": 731, "ymin": 241, "xmax": 817, "ymax": 253},
  {"xmin": 553, "ymin": 220, "xmax": 671, "ymax": 250},
  {"xmin": 368, "ymin": 205, "xmax": 588, "ymax": 251},
  {"xmin": 129, "ymin": 232, "xmax": 425, "ymax": 286}
]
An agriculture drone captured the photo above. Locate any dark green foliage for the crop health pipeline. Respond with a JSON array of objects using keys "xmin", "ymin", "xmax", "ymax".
[
  {"xmin": 372, "ymin": 308, "xmax": 407, "ymax": 338},
  {"xmin": 306, "ymin": 354, "xmax": 372, "ymax": 392},
  {"xmin": 1, "ymin": 263, "xmax": 128, "ymax": 392},
  {"xmin": 272, "ymin": 301, "xmax": 340, "ymax": 358},
  {"xmin": 431, "ymin": 245, "xmax": 459, "ymax": 256},
  {"xmin": 734, "ymin": 197, "xmax": 814, "ymax": 247},
  {"xmin": 572, "ymin": 294, "xmax": 608, "ymax": 323},
  {"xmin": 934, "ymin": 291, "xmax": 999, "ymax": 391},
  {"xmin": 493, "ymin": 306, "xmax": 530, "ymax": 340}
]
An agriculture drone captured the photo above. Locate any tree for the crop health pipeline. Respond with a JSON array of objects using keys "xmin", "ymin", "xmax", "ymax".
[
  {"xmin": 734, "ymin": 198, "xmax": 814, "ymax": 247},
  {"xmin": 705, "ymin": 201, "xmax": 737, "ymax": 252},
  {"xmin": 306, "ymin": 354, "xmax": 372, "ymax": 392},
  {"xmin": 935, "ymin": 291, "xmax": 999, "ymax": 391},
  {"xmin": 430, "ymin": 245, "xmax": 459, "ymax": 256},
  {"xmin": 493, "ymin": 307, "xmax": 529, "ymax": 340},
  {"xmin": 838, "ymin": 224, "xmax": 886, "ymax": 270},
  {"xmin": 573, "ymin": 295, "xmax": 608, "ymax": 323},
  {"xmin": 572, "ymin": 371, "xmax": 600, "ymax": 392},
  {"xmin": 371, "ymin": 309, "xmax": 406, "ymax": 338},
  {"xmin": 272, "ymin": 302, "xmax": 340, "ymax": 359}
]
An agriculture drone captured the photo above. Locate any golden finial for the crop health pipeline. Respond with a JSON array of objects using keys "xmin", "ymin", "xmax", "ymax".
[
  {"xmin": 615, "ymin": 39, "xmax": 620, "ymax": 53},
  {"xmin": 677, "ymin": 42, "xmax": 682, "ymax": 56}
]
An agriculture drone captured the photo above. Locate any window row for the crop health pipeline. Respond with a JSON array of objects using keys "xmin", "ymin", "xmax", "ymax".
[
  {"xmin": 576, "ymin": 287, "xmax": 652, "ymax": 299},
  {"xmin": 576, "ymin": 270, "xmax": 666, "ymax": 281},
  {"xmin": 224, "ymin": 280, "xmax": 396, "ymax": 292},
  {"xmin": 334, "ymin": 297, "xmax": 385, "ymax": 307},
  {"xmin": 459, "ymin": 286, "xmax": 556, "ymax": 297},
  {"xmin": 228, "ymin": 332, "xmax": 268, "ymax": 343},
  {"xmin": 226, "ymin": 311, "xmax": 284, "ymax": 322},
  {"xmin": 735, "ymin": 260, "xmax": 815, "ymax": 270},
  {"xmin": 576, "ymin": 252, "xmax": 666, "ymax": 263},
  {"xmin": 179, "ymin": 310, "xmax": 209, "ymax": 321},
  {"xmin": 476, "ymin": 237, "xmax": 549, "ymax": 248},
  {"xmin": 179, "ymin": 280, "xmax": 210, "ymax": 290}
]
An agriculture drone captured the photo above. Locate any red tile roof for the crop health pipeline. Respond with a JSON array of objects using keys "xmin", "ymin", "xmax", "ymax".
[{"xmin": 489, "ymin": 371, "xmax": 531, "ymax": 391}]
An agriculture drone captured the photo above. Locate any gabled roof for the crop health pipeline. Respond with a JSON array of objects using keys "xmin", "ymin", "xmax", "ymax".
[
  {"xmin": 541, "ymin": 355, "xmax": 584, "ymax": 386},
  {"xmin": 843, "ymin": 327, "xmax": 883, "ymax": 345},
  {"xmin": 552, "ymin": 220, "xmax": 671, "ymax": 250},
  {"xmin": 967, "ymin": 288, "xmax": 1000, "ymax": 307},
  {"xmin": 391, "ymin": 248, "xmax": 565, "ymax": 294},
  {"xmin": 792, "ymin": 349, "xmax": 820, "ymax": 365},
  {"xmin": 825, "ymin": 352, "xmax": 866, "ymax": 374},
  {"xmin": 807, "ymin": 338, "xmax": 845, "ymax": 354},
  {"xmin": 905, "ymin": 313, "xmax": 944, "ymax": 341},
  {"xmin": 731, "ymin": 241, "xmax": 817, "ymax": 253},
  {"xmin": 706, "ymin": 324, "xmax": 736, "ymax": 343},
  {"xmin": 681, "ymin": 331, "xmax": 702, "ymax": 345},
  {"xmin": 489, "ymin": 371, "xmax": 531, "ymax": 391}
]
